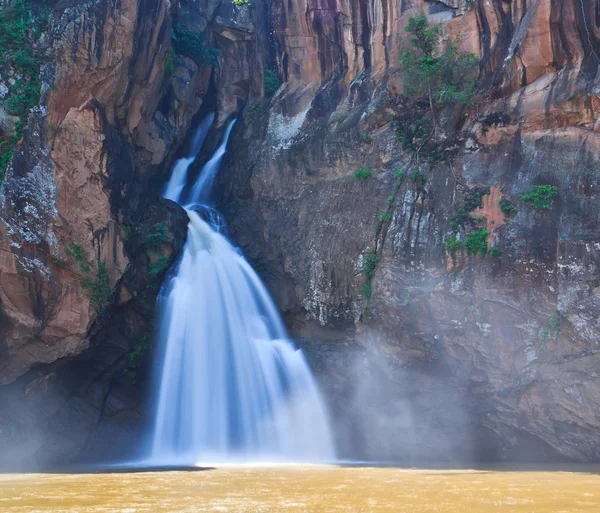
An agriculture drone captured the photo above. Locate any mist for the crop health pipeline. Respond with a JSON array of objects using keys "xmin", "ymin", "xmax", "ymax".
[{"xmin": 307, "ymin": 332, "xmax": 478, "ymax": 465}]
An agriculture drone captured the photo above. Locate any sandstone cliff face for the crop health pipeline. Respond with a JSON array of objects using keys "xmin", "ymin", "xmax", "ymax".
[
  {"xmin": 1, "ymin": 0, "xmax": 600, "ymax": 465},
  {"xmin": 0, "ymin": 0, "xmax": 169, "ymax": 383},
  {"xmin": 0, "ymin": 0, "xmax": 190, "ymax": 464},
  {"xmin": 218, "ymin": 0, "xmax": 600, "ymax": 462},
  {"xmin": 0, "ymin": 0, "xmax": 226, "ymax": 381},
  {"xmin": 0, "ymin": 0, "xmax": 268, "ymax": 465}
]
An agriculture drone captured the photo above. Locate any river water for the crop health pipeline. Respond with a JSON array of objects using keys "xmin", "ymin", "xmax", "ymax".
[{"xmin": 1, "ymin": 466, "xmax": 599, "ymax": 512}]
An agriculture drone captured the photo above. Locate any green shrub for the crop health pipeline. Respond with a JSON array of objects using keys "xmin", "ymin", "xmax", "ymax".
[
  {"xmin": 144, "ymin": 222, "xmax": 169, "ymax": 249},
  {"xmin": 128, "ymin": 334, "xmax": 151, "ymax": 366},
  {"xmin": 392, "ymin": 169, "xmax": 405, "ymax": 188},
  {"xmin": 499, "ymin": 198, "xmax": 517, "ymax": 217},
  {"xmin": 446, "ymin": 237, "xmax": 460, "ymax": 251},
  {"xmin": 122, "ymin": 224, "xmax": 139, "ymax": 239},
  {"xmin": 538, "ymin": 328, "xmax": 550, "ymax": 356},
  {"xmin": 165, "ymin": 47, "xmax": 175, "ymax": 76},
  {"xmin": 519, "ymin": 185, "xmax": 558, "ymax": 211},
  {"xmin": 360, "ymin": 248, "xmax": 379, "ymax": 306},
  {"xmin": 0, "ymin": 0, "xmax": 47, "ymax": 181},
  {"xmin": 172, "ymin": 22, "xmax": 219, "ymax": 67},
  {"xmin": 538, "ymin": 313, "xmax": 563, "ymax": 358},
  {"xmin": 81, "ymin": 262, "xmax": 112, "ymax": 315},
  {"xmin": 376, "ymin": 212, "xmax": 392, "ymax": 230},
  {"xmin": 123, "ymin": 333, "xmax": 152, "ymax": 384},
  {"xmin": 360, "ymin": 247, "xmax": 376, "ymax": 320},
  {"xmin": 149, "ymin": 255, "xmax": 170, "ymax": 281},
  {"xmin": 0, "ymin": 1, "xmax": 29, "ymax": 51},
  {"xmin": 335, "ymin": 114, "xmax": 347, "ymax": 125},
  {"xmin": 360, "ymin": 281, "xmax": 372, "ymax": 300},
  {"xmin": 65, "ymin": 243, "xmax": 91, "ymax": 272},
  {"xmin": 0, "ymin": 143, "xmax": 14, "ymax": 180},
  {"xmin": 448, "ymin": 186, "xmax": 490, "ymax": 232},
  {"xmin": 548, "ymin": 313, "xmax": 562, "ymax": 336},
  {"xmin": 4, "ymin": 80, "xmax": 41, "ymax": 116},
  {"xmin": 361, "ymin": 249, "xmax": 378, "ymax": 281},
  {"xmin": 353, "ymin": 168, "xmax": 372, "ymax": 180},
  {"xmin": 244, "ymin": 102, "xmax": 262, "ymax": 127},
  {"xmin": 449, "ymin": 209, "xmax": 469, "ymax": 233},
  {"xmin": 264, "ymin": 68, "xmax": 282, "ymax": 96},
  {"xmin": 464, "ymin": 186, "xmax": 490, "ymax": 211},
  {"xmin": 411, "ymin": 170, "xmax": 426, "ymax": 189},
  {"xmin": 65, "ymin": 243, "xmax": 115, "ymax": 314},
  {"xmin": 490, "ymin": 247, "xmax": 502, "ymax": 257},
  {"xmin": 360, "ymin": 134, "xmax": 373, "ymax": 145},
  {"xmin": 397, "ymin": 118, "xmax": 430, "ymax": 150},
  {"xmin": 465, "ymin": 229, "xmax": 489, "ymax": 256},
  {"xmin": 399, "ymin": 11, "xmax": 478, "ymax": 130}
]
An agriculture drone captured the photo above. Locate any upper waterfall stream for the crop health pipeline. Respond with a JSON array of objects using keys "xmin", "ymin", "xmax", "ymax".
[{"xmin": 150, "ymin": 115, "xmax": 335, "ymax": 464}]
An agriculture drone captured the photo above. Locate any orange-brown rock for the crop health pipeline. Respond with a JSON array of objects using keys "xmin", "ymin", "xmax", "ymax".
[{"xmin": 0, "ymin": 0, "xmax": 174, "ymax": 383}]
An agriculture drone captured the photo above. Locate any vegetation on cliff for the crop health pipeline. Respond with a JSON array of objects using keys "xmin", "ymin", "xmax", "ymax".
[
  {"xmin": 399, "ymin": 11, "xmax": 478, "ymax": 135},
  {"xmin": 465, "ymin": 229, "xmax": 489, "ymax": 257},
  {"xmin": 353, "ymin": 13, "xmax": 487, "ymax": 318},
  {"xmin": 360, "ymin": 248, "xmax": 379, "ymax": 318},
  {"xmin": 65, "ymin": 244, "xmax": 114, "ymax": 315},
  {"xmin": 264, "ymin": 68, "xmax": 282, "ymax": 96},
  {"xmin": 172, "ymin": 21, "xmax": 219, "ymax": 67},
  {"xmin": 499, "ymin": 197, "xmax": 517, "ymax": 217},
  {"xmin": 353, "ymin": 168, "xmax": 372, "ymax": 180},
  {"xmin": 519, "ymin": 185, "xmax": 558, "ymax": 211},
  {"xmin": 123, "ymin": 333, "xmax": 152, "ymax": 384},
  {"xmin": 446, "ymin": 236, "xmax": 460, "ymax": 251},
  {"xmin": 538, "ymin": 314, "xmax": 563, "ymax": 356},
  {"xmin": 0, "ymin": 0, "xmax": 49, "ymax": 181},
  {"xmin": 448, "ymin": 186, "xmax": 490, "ymax": 233}
]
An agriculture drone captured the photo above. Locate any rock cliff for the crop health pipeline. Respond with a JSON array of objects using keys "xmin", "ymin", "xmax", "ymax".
[
  {"xmin": 220, "ymin": 0, "xmax": 600, "ymax": 462},
  {"xmin": 1, "ymin": 0, "xmax": 600, "ymax": 465}
]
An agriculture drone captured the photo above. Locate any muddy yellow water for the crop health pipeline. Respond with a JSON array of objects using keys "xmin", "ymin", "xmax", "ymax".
[{"xmin": 1, "ymin": 466, "xmax": 599, "ymax": 512}]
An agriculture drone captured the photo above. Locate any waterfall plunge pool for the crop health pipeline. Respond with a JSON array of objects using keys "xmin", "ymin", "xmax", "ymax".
[{"xmin": 1, "ymin": 465, "xmax": 599, "ymax": 512}]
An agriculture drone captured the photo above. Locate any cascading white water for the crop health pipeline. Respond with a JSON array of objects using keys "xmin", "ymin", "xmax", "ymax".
[
  {"xmin": 186, "ymin": 119, "xmax": 237, "ymax": 206},
  {"xmin": 163, "ymin": 113, "xmax": 215, "ymax": 203},
  {"xmin": 151, "ymin": 117, "xmax": 335, "ymax": 464}
]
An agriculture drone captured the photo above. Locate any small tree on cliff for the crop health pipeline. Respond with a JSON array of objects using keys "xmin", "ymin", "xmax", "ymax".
[{"xmin": 399, "ymin": 12, "xmax": 479, "ymax": 136}]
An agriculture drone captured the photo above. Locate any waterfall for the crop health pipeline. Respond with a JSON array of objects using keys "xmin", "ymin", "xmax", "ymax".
[
  {"xmin": 150, "ymin": 117, "xmax": 335, "ymax": 464},
  {"xmin": 163, "ymin": 113, "xmax": 215, "ymax": 203},
  {"xmin": 186, "ymin": 119, "xmax": 237, "ymax": 206}
]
